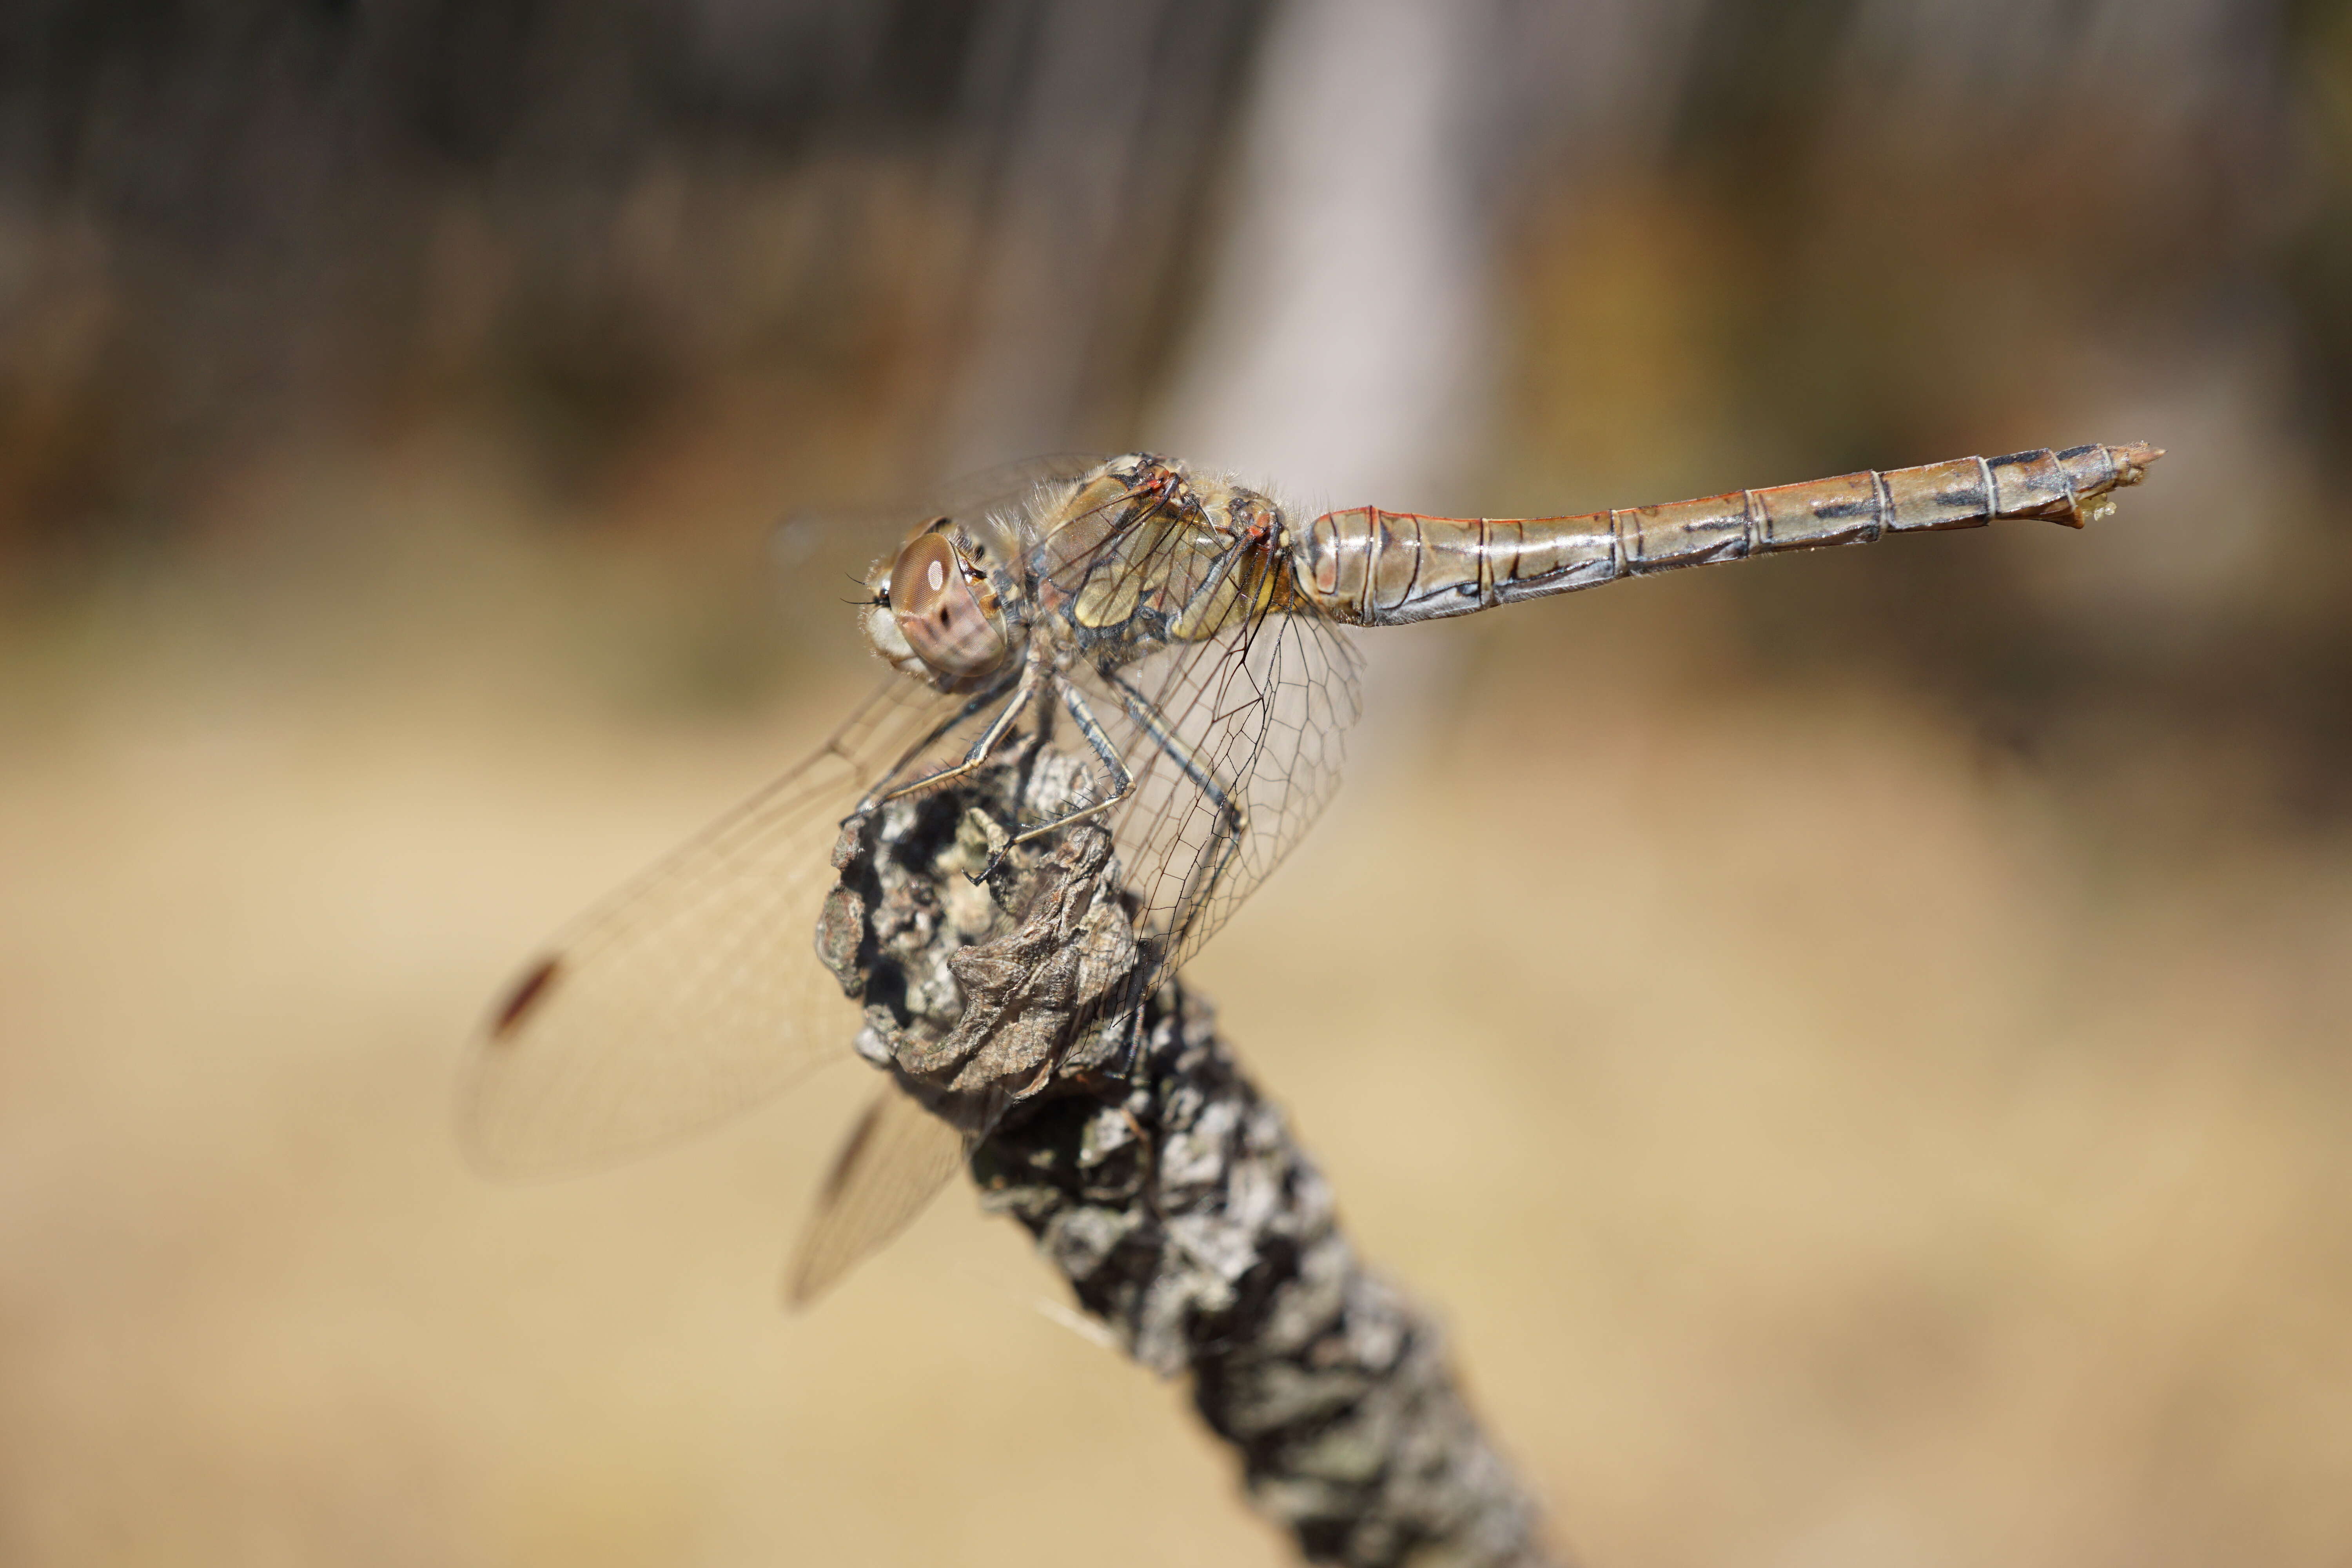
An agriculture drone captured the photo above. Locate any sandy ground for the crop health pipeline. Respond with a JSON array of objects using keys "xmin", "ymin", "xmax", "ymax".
[{"xmin": 4, "ymin": 493, "xmax": 2349, "ymax": 1568}]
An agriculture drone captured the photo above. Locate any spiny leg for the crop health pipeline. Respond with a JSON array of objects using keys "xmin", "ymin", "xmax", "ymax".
[
  {"xmin": 1105, "ymin": 669, "xmax": 1250, "ymax": 960},
  {"xmin": 980, "ymin": 676, "xmax": 1136, "ymax": 875},
  {"xmin": 852, "ymin": 670, "xmax": 1023, "ymax": 817},
  {"xmin": 871, "ymin": 657, "xmax": 1044, "ymax": 810}
]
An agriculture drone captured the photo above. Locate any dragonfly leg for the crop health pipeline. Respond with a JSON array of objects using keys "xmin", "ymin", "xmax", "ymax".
[
  {"xmin": 871, "ymin": 659, "xmax": 1044, "ymax": 809},
  {"xmin": 849, "ymin": 671, "xmax": 1024, "ymax": 817},
  {"xmin": 1103, "ymin": 671, "xmax": 1250, "ymax": 958},
  {"xmin": 985, "ymin": 676, "xmax": 1137, "ymax": 871}
]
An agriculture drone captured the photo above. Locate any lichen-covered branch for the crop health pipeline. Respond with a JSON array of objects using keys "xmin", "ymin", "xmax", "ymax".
[{"xmin": 818, "ymin": 733, "xmax": 1563, "ymax": 1568}]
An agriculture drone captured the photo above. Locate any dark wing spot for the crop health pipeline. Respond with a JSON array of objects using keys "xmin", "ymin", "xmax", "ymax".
[{"xmin": 491, "ymin": 955, "xmax": 563, "ymax": 1041}]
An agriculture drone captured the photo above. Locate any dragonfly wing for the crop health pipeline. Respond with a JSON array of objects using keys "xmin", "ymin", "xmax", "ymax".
[
  {"xmin": 1067, "ymin": 604, "xmax": 1363, "ymax": 976},
  {"xmin": 773, "ymin": 455, "xmax": 1109, "ymax": 574},
  {"xmin": 783, "ymin": 1085, "xmax": 967, "ymax": 1308},
  {"xmin": 459, "ymin": 675, "xmax": 962, "ymax": 1175}
]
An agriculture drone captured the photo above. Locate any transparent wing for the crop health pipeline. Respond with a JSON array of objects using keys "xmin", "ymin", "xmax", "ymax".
[
  {"xmin": 784, "ymin": 1085, "xmax": 966, "ymax": 1308},
  {"xmin": 777, "ymin": 454, "xmax": 1113, "ymax": 574},
  {"xmin": 930, "ymin": 453, "xmax": 1112, "ymax": 519},
  {"xmin": 1005, "ymin": 461, "xmax": 1367, "ymax": 976},
  {"xmin": 459, "ymin": 675, "xmax": 962, "ymax": 1175},
  {"xmin": 463, "ymin": 456, "xmax": 1359, "ymax": 1182},
  {"xmin": 1068, "ymin": 603, "xmax": 1363, "ymax": 978}
]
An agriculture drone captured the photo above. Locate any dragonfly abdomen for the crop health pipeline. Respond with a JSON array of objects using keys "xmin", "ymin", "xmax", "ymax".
[{"xmin": 1295, "ymin": 442, "xmax": 2162, "ymax": 627}]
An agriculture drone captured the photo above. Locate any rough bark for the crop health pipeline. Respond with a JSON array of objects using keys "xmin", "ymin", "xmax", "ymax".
[{"xmin": 818, "ymin": 731, "xmax": 1563, "ymax": 1568}]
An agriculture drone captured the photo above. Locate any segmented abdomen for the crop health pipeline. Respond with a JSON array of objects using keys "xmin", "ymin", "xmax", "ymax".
[{"xmin": 1294, "ymin": 442, "xmax": 2162, "ymax": 627}]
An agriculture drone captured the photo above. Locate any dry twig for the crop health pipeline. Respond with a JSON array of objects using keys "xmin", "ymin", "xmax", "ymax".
[{"xmin": 817, "ymin": 731, "xmax": 1563, "ymax": 1568}]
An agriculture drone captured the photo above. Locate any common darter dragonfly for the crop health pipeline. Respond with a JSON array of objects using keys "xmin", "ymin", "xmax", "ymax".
[{"xmin": 463, "ymin": 442, "xmax": 2162, "ymax": 1301}]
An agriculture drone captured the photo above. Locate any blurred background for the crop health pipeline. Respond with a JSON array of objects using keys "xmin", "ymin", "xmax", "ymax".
[{"xmin": 5, "ymin": 0, "xmax": 2351, "ymax": 1563}]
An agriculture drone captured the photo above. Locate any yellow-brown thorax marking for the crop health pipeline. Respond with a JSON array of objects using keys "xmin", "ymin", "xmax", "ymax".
[{"xmin": 1031, "ymin": 457, "xmax": 1290, "ymax": 656}]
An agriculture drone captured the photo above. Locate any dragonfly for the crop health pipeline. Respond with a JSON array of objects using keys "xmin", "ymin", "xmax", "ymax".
[{"xmin": 462, "ymin": 441, "xmax": 2162, "ymax": 1303}]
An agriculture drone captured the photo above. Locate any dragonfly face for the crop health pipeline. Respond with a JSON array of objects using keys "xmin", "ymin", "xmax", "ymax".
[{"xmin": 863, "ymin": 512, "xmax": 1029, "ymax": 690}]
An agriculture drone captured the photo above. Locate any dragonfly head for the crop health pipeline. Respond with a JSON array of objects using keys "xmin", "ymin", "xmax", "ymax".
[{"xmin": 865, "ymin": 514, "xmax": 1022, "ymax": 688}]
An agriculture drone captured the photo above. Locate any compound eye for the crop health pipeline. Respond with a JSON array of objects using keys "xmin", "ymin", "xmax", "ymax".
[{"xmin": 888, "ymin": 533, "xmax": 1007, "ymax": 679}]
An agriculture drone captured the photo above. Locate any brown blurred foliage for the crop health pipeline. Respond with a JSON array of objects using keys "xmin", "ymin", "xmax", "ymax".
[
  {"xmin": 0, "ymin": 0, "xmax": 1269, "ymax": 566},
  {"xmin": 6, "ymin": 0, "xmax": 2349, "ymax": 802},
  {"xmin": 4, "ymin": 3, "xmax": 2350, "ymax": 1566}
]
